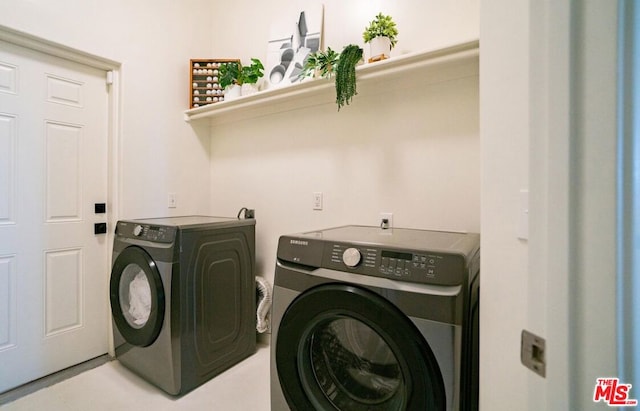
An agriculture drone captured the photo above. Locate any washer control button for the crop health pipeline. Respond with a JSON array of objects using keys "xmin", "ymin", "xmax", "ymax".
[{"xmin": 342, "ymin": 248, "xmax": 362, "ymax": 267}]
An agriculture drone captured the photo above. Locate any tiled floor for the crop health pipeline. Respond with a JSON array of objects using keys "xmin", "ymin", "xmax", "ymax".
[{"xmin": 0, "ymin": 343, "xmax": 271, "ymax": 411}]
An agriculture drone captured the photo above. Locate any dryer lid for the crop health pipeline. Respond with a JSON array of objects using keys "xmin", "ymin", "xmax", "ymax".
[
  {"xmin": 297, "ymin": 225, "xmax": 479, "ymax": 257},
  {"xmin": 128, "ymin": 215, "xmax": 254, "ymax": 229}
]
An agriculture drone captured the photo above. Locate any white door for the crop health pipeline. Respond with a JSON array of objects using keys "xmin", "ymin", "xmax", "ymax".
[{"xmin": 0, "ymin": 39, "xmax": 109, "ymax": 393}]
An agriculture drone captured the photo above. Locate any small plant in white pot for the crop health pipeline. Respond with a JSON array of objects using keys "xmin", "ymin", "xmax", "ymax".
[
  {"xmin": 219, "ymin": 58, "xmax": 265, "ymax": 100},
  {"xmin": 363, "ymin": 13, "xmax": 398, "ymax": 63},
  {"xmin": 300, "ymin": 47, "xmax": 340, "ymax": 80}
]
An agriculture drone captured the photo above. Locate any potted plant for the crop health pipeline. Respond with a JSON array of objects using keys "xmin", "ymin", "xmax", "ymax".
[
  {"xmin": 300, "ymin": 47, "xmax": 340, "ymax": 80},
  {"xmin": 334, "ymin": 44, "xmax": 363, "ymax": 110},
  {"xmin": 362, "ymin": 13, "xmax": 398, "ymax": 62},
  {"xmin": 219, "ymin": 58, "xmax": 265, "ymax": 100}
]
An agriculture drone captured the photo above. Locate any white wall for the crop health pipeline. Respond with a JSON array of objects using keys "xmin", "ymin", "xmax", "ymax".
[
  {"xmin": 479, "ymin": 0, "xmax": 531, "ymax": 407},
  {"xmin": 207, "ymin": 0, "xmax": 480, "ymax": 280},
  {"xmin": 0, "ymin": 0, "xmax": 214, "ymax": 219},
  {"xmin": 208, "ymin": 76, "xmax": 479, "ymax": 277}
]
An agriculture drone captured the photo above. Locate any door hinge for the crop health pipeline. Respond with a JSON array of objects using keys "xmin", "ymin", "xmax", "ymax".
[{"xmin": 106, "ymin": 70, "xmax": 114, "ymax": 86}]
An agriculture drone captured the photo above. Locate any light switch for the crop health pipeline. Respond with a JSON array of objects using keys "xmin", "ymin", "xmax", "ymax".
[
  {"xmin": 313, "ymin": 192, "xmax": 323, "ymax": 210},
  {"xmin": 168, "ymin": 193, "xmax": 177, "ymax": 208}
]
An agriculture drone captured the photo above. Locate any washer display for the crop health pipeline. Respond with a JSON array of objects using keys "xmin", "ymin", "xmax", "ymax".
[{"xmin": 271, "ymin": 225, "xmax": 480, "ymax": 411}]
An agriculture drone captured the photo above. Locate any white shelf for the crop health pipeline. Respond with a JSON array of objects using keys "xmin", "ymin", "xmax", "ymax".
[{"xmin": 183, "ymin": 40, "xmax": 479, "ymax": 125}]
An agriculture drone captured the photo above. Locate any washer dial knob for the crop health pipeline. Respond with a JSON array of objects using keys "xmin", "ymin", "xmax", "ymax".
[
  {"xmin": 133, "ymin": 225, "xmax": 144, "ymax": 237},
  {"xmin": 342, "ymin": 248, "xmax": 362, "ymax": 267}
]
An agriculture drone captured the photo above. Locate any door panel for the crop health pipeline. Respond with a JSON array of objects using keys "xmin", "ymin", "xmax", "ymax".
[
  {"xmin": 0, "ymin": 255, "xmax": 16, "ymax": 350},
  {"xmin": 45, "ymin": 121, "xmax": 82, "ymax": 221},
  {"xmin": 0, "ymin": 39, "xmax": 109, "ymax": 393},
  {"xmin": 44, "ymin": 248, "xmax": 82, "ymax": 336},
  {"xmin": 0, "ymin": 113, "xmax": 15, "ymax": 223}
]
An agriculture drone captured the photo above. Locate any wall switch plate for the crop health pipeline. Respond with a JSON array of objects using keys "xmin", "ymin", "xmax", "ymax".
[
  {"xmin": 313, "ymin": 192, "xmax": 323, "ymax": 210},
  {"xmin": 168, "ymin": 193, "xmax": 177, "ymax": 208}
]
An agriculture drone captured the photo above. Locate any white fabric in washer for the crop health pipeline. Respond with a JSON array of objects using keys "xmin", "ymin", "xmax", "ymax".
[{"xmin": 128, "ymin": 271, "xmax": 151, "ymax": 326}]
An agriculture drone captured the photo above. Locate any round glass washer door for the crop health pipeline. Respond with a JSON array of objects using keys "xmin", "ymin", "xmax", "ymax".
[
  {"xmin": 110, "ymin": 246, "xmax": 165, "ymax": 347},
  {"xmin": 276, "ymin": 284, "xmax": 446, "ymax": 411}
]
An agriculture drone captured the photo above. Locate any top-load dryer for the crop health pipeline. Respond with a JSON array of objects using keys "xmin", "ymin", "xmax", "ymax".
[{"xmin": 110, "ymin": 216, "xmax": 256, "ymax": 395}]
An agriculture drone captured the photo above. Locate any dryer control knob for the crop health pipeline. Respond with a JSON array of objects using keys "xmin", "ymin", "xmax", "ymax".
[
  {"xmin": 133, "ymin": 225, "xmax": 144, "ymax": 237},
  {"xmin": 342, "ymin": 248, "xmax": 362, "ymax": 267}
]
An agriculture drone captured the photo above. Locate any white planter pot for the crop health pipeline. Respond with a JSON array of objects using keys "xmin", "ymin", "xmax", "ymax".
[
  {"xmin": 224, "ymin": 84, "xmax": 241, "ymax": 100},
  {"xmin": 241, "ymin": 83, "xmax": 259, "ymax": 96},
  {"xmin": 368, "ymin": 36, "xmax": 392, "ymax": 62}
]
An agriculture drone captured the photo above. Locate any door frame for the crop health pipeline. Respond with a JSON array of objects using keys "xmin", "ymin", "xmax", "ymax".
[
  {"xmin": 528, "ymin": 1, "xmax": 619, "ymax": 408},
  {"xmin": 0, "ymin": 25, "xmax": 121, "ymax": 356}
]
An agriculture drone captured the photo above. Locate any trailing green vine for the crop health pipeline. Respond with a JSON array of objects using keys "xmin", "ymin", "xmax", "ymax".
[{"xmin": 334, "ymin": 44, "xmax": 363, "ymax": 111}]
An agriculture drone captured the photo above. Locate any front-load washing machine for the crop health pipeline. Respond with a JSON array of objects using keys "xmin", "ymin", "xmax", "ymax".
[
  {"xmin": 110, "ymin": 216, "xmax": 256, "ymax": 395},
  {"xmin": 271, "ymin": 225, "xmax": 480, "ymax": 411}
]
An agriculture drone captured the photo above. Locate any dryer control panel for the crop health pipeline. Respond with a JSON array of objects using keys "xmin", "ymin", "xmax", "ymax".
[
  {"xmin": 277, "ymin": 226, "xmax": 479, "ymax": 287},
  {"xmin": 115, "ymin": 221, "xmax": 177, "ymax": 243},
  {"xmin": 324, "ymin": 242, "xmax": 466, "ymax": 286}
]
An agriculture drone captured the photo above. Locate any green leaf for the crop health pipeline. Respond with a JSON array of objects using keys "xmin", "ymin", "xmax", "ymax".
[
  {"xmin": 219, "ymin": 62, "xmax": 240, "ymax": 89},
  {"xmin": 363, "ymin": 13, "xmax": 398, "ymax": 47},
  {"xmin": 335, "ymin": 44, "xmax": 363, "ymax": 111},
  {"xmin": 219, "ymin": 58, "xmax": 264, "ymax": 88},
  {"xmin": 300, "ymin": 47, "xmax": 340, "ymax": 80}
]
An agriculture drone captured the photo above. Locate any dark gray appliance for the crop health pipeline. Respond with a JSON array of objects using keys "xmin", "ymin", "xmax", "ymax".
[
  {"xmin": 110, "ymin": 216, "xmax": 255, "ymax": 395},
  {"xmin": 271, "ymin": 225, "xmax": 479, "ymax": 411}
]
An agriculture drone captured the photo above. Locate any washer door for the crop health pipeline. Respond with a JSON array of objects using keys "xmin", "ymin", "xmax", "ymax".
[
  {"xmin": 276, "ymin": 283, "xmax": 446, "ymax": 411},
  {"xmin": 110, "ymin": 246, "xmax": 165, "ymax": 347}
]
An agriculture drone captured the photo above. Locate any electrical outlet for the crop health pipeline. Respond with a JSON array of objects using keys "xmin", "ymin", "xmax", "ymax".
[
  {"xmin": 168, "ymin": 193, "xmax": 177, "ymax": 208},
  {"xmin": 313, "ymin": 192, "xmax": 323, "ymax": 210},
  {"xmin": 380, "ymin": 212, "xmax": 393, "ymax": 229}
]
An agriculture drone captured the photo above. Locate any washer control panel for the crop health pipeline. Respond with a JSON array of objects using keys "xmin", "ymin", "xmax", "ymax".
[
  {"xmin": 116, "ymin": 221, "xmax": 177, "ymax": 243},
  {"xmin": 326, "ymin": 242, "xmax": 465, "ymax": 286}
]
